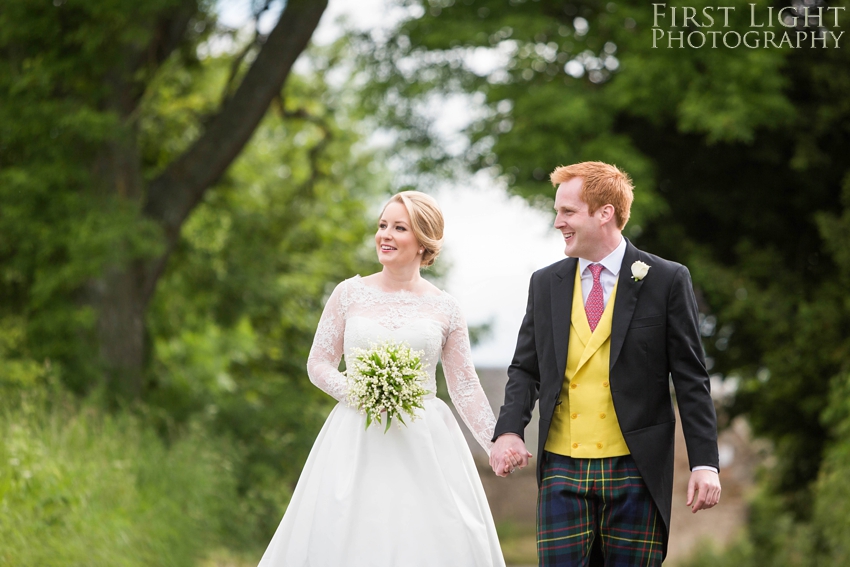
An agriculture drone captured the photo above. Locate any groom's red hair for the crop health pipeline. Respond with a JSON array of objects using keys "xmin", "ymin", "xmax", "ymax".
[{"xmin": 550, "ymin": 162, "xmax": 634, "ymax": 230}]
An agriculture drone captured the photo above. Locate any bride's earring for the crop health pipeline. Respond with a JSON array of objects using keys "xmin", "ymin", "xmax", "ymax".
[{"xmin": 418, "ymin": 249, "xmax": 424, "ymax": 254}]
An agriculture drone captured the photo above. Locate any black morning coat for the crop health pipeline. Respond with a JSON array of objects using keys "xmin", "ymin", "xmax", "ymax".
[{"xmin": 493, "ymin": 239, "xmax": 720, "ymax": 560}]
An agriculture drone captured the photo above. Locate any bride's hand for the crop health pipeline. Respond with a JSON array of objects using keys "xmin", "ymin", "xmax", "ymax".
[
  {"xmin": 502, "ymin": 449, "xmax": 521, "ymax": 475},
  {"xmin": 490, "ymin": 434, "xmax": 532, "ymax": 477}
]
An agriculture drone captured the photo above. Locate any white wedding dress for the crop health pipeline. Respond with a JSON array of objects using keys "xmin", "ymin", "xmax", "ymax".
[{"xmin": 257, "ymin": 276, "xmax": 506, "ymax": 567}]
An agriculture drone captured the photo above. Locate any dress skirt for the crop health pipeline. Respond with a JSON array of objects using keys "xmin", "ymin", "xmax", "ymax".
[{"xmin": 257, "ymin": 398, "xmax": 505, "ymax": 566}]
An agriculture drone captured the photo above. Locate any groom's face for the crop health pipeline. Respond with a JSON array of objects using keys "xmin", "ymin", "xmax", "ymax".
[{"xmin": 554, "ymin": 178, "xmax": 604, "ymax": 260}]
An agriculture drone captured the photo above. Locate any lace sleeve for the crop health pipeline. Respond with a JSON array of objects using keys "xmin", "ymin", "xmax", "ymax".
[
  {"xmin": 306, "ymin": 280, "xmax": 349, "ymax": 403},
  {"xmin": 442, "ymin": 299, "xmax": 497, "ymax": 454}
]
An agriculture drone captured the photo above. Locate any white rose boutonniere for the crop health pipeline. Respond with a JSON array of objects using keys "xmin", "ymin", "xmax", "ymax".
[{"xmin": 631, "ymin": 261, "xmax": 651, "ymax": 281}]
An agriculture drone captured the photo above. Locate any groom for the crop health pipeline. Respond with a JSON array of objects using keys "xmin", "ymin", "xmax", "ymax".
[{"xmin": 490, "ymin": 162, "xmax": 721, "ymax": 566}]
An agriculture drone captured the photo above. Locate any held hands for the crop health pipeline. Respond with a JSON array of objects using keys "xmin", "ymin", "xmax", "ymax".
[
  {"xmin": 686, "ymin": 469, "xmax": 721, "ymax": 513},
  {"xmin": 490, "ymin": 434, "xmax": 533, "ymax": 477}
]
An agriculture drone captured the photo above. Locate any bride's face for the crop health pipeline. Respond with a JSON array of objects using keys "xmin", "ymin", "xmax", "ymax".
[{"xmin": 376, "ymin": 202, "xmax": 422, "ymax": 269}]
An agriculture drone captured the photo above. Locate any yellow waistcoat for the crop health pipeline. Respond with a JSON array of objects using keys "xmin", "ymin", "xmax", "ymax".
[{"xmin": 544, "ymin": 268, "xmax": 630, "ymax": 458}]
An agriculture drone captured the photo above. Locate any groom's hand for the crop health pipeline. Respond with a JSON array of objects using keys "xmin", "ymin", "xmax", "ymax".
[
  {"xmin": 490, "ymin": 434, "xmax": 532, "ymax": 477},
  {"xmin": 686, "ymin": 469, "xmax": 721, "ymax": 513}
]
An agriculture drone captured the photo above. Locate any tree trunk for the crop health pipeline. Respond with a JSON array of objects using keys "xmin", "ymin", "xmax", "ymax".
[
  {"xmin": 91, "ymin": 0, "xmax": 328, "ymax": 398},
  {"xmin": 89, "ymin": 266, "xmax": 147, "ymax": 399}
]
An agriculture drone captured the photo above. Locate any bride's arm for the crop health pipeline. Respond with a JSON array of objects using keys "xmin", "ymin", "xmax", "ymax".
[
  {"xmin": 306, "ymin": 281, "xmax": 349, "ymax": 403},
  {"xmin": 441, "ymin": 300, "xmax": 497, "ymax": 454}
]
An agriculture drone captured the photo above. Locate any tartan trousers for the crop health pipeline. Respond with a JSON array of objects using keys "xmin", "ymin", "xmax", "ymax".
[{"xmin": 537, "ymin": 452, "xmax": 664, "ymax": 567}]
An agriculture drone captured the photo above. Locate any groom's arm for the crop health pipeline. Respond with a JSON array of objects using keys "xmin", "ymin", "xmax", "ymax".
[
  {"xmin": 667, "ymin": 265, "xmax": 721, "ymax": 511},
  {"xmin": 667, "ymin": 265, "xmax": 719, "ymax": 468},
  {"xmin": 490, "ymin": 275, "xmax": 540, "ymax": 476},
  {"xmin": 494, "ymin": 275, "xmax": 541, "ymax": 439}
]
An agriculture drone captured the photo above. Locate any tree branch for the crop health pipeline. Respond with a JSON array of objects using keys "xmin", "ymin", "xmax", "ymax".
[
  {"xmin": 122, "ymin": 1, "xmax": 199, "ymax": 113},
  {"xmin": 220, "ymin": 33, "xmax": 265, "ymax": 107},
  {"xmin": 280, "ymin": 100, "xmax": 334, "ymax": 196},
  {"xmin": 140, "ymin": 0, "xmax": 328, "ymax": 303},
  {"xmin": 219, "ymin": 1, "xmax": 275, "ymax": 107},
  {"xmin": 149, "ymin": 1, "xmax": 199, "ymax": 69}
]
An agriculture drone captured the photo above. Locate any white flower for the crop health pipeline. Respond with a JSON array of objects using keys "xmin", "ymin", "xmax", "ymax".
[
  {"xmin": 631, "ymin": 260, "xmax": 651, "ymax": 281},
  {"xmin": 346, "ymin": 340, "xmax": 430, "ymax": 433}
]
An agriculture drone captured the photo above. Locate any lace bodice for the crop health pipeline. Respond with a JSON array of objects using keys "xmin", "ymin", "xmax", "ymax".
[{"xmin": 307, "ymin": 276, "xmax": 496, "ymax": 452}]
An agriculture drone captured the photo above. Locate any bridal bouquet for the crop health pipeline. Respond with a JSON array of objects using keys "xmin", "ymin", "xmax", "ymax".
[{"xmin": 346, "ymin": 340, "xmax": 430, "ymax": 433}]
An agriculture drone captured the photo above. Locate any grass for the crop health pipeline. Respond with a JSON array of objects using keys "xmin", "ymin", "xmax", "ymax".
[
  {"xmin": 497, "ymin": 520, "xmax": 538, "ymax": 566},
  {"xmin": 198, "ymin": 548, "xmax": 261, "ymax": 567},
  {"xmin": 0, "ymin": 392, "xmax": 242, "ymax": 566}
]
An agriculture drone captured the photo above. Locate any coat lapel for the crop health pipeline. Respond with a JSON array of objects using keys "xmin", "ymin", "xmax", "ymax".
[
  {"xmin": 610, "ymin": 240, "xmax": 645, "ymax": 371},
  {"xmin": 551, "ymin": 258, "xmax": 578, "ymax": 382}
]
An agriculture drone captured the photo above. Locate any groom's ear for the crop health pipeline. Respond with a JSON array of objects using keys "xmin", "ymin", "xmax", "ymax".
[{"xmin": 597, "ymin": 203, "xmax": 616, "ymax": 225}]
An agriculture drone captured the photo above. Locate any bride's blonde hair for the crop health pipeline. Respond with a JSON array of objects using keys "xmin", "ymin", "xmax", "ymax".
[{"xmin": 382, "ymin": 191, "xmax": 444, "ymax": 267}]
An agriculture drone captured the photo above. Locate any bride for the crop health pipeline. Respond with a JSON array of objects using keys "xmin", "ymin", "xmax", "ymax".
[{"xmin": 257, "ymin": 191, "xmax": 518, "ymax": 566}]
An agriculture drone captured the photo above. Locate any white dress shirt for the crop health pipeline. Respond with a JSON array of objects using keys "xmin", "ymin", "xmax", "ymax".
[{"xmin": 574, "ymin": 237, "xmax": 718, "ymax": 475}]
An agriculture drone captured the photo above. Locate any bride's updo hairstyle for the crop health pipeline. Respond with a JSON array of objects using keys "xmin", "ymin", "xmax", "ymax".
[{"xmin": 383, "ymin": 191, "xmax": 444, "ymax": 268}]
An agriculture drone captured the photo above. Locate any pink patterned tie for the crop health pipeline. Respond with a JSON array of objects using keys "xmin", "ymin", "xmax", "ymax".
[{"xmin": 585, "ymin": 263, "xmax": 605, "ymax": 332}]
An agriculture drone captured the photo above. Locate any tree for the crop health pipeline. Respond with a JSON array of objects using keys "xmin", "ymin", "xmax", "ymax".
[
  {"xmin": 0, "ymin": 0, "xmax": 328, "ymax": 398},
  {"xmin": 354, "ymin": 0, "xmax": 850, "ymax": 507},
  {"xmin": 3, "ymin": 1, "xmax": 390, "ymax": 536}
]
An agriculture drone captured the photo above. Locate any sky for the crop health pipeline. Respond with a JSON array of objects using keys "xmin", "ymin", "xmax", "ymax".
[
  {"xmin": 436, "ymin": 180, "xmax": 566, "ymax": 366},
  {"xmin": 218, "ymin": 0, "xmax": 568, "ymax": 367}
]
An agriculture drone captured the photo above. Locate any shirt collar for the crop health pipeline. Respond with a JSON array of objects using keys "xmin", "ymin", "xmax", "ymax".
[{"xmin": 578, "ymin": 236, "xmax": 626, "ymax": 276}]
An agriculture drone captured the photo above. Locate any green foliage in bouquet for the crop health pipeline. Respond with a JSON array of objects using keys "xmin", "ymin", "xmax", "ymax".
[{"xmin": 347, "ymin": 341, "xmax": 430, "ymax": 433}]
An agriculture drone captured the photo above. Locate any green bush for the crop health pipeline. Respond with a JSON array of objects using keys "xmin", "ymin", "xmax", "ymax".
[
  {"xmin": 680, "ymin": 373, "xmax": 850, "ymax": 567},
  {"xmin": 0, "ymin": 392, "xmax": 243, "ymax": 566}
]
